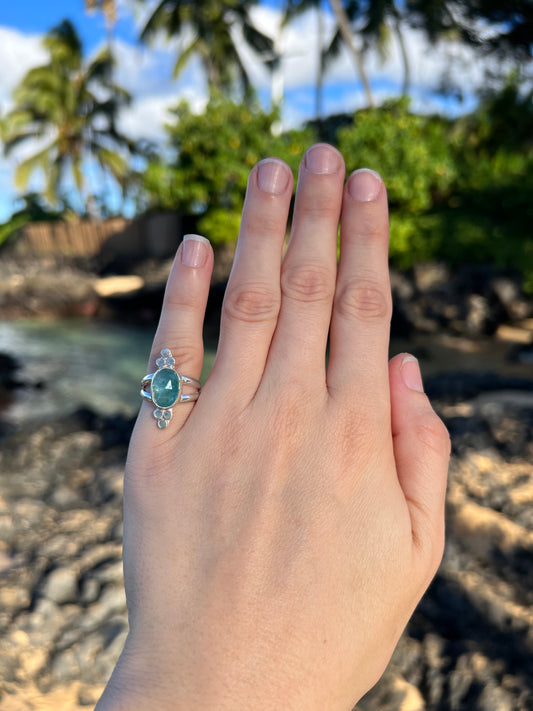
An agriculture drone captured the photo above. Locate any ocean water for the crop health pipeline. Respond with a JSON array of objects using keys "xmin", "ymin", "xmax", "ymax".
[{"xmin": 0, "ymin": 319, "xmax": 216, "ymax": 426}]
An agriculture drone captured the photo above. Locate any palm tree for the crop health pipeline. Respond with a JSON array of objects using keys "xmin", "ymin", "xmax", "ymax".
[
  {"xmin": 283, "ymin": 0, "xmax": 374, "ymax": 109},
  {"xmin": 139, "ymin": 0, "xmax": 275, "ymax": 96},
  {"xmin": 85, "ymin": 0, "xmax": 117, "ymax": 46},
  {"xmin": 328, "ymin": 0, "xmax": 374, "ymax": 107},
  {"xmin": 283, "ymin": 0, "xmax": 327, "ymax": 121},
  {"xmin": 2, "ymin": 20, "xmax": 133, "ymax": 215},
  {"xmin": 362, "ymin": 0, "xmax": 411, "ymax": 96}
]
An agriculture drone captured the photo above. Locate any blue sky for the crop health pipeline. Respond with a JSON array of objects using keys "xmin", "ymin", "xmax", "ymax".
[{"xmin": 0, "ymin": 1, "xmax": 490, "ymax": 222}]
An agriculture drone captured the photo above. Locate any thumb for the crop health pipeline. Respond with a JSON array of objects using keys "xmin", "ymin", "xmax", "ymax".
[{"xmin": 389, "ymin": 353, "xmax": 450, "ymax": 564}]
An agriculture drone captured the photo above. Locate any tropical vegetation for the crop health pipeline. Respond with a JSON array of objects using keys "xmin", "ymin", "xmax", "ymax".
[
  {"xmin": 1, "ymin": 20, "xmax": 133, "ymax": 216},
  {"xmin": 0, "ymin": 0, "xmax": 532, "ymax": 286}
]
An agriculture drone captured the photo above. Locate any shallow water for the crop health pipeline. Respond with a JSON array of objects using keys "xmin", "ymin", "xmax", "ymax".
[{"xmin": 0, "ymin": 319, "xmax": 216, "ymax": 426}]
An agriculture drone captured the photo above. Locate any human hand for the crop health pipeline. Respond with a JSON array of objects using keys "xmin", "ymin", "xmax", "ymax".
[{"xmin": 96, "ymin": 144, "xmax": 450, "ymax": 710}]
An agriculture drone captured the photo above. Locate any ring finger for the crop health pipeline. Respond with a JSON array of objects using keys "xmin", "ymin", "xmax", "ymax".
[{"xmin": 135, "ymin": 234, "xmax": 213, "ymax": 440}]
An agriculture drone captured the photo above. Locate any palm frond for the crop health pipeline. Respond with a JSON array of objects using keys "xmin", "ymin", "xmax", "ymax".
[
  {"xmin": 242, "ymin": 21, "xmax": 274, "ymax": 59},
  {"xmin": 141, "ymin": 0, "xmax": 182, "ymax": 42},
  {"xmin": 85, "ymin": 47, "xmax": 115, "ymax": 84},
  {"xmin": 72, "ymin": 156, "xmax": 84, "ymax": 194},
  {"xmin": 173, "ymin": 36, "xmax": 200, "ymax": 78},
  {"xmin": 14, "ymin": 143, "xmax": 56, "ymax": 191},
  {"xmin": 94, "ymin": 145, "xmax": 128, "ymax": 182},
  {"xmin": 43, "ymin": 20, "xmax": 82, "ymax": 70}
]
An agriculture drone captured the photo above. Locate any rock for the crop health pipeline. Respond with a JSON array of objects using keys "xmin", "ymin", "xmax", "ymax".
[
  {"xmin": 42, "ymin": 568, "xmax": 79, "ymax": 605},
  {"xmin": 0, "ymin": 586, "xmax": 32, "ymax": 612},
  {"xmin": 464, "ymin": 293, "xmax": 493, "ymax": 336},
  {"xmin": 413, "ymin": 262, "xmax": 451, "ymax": 292},
  {"xmin": 0, "ymin": 352, "xmax": 20, "ymax": 390},
  {"xmin": 478, "ymin": 684, "xmax": 514, "ymax": 711},
  {"xmin": 80, "ymin": 578, "xmax": 101, "ymax": 605},
  {"xmin": 491, "ymin": 276, "xmax": 532, "ymax": 321},
  {"xmin": 508, "ymin": 342, "xmax": 533, "ymax": 364},
  {"xmin": 0, "ymin": 258, "xmax": 98, "ymax": 319}
]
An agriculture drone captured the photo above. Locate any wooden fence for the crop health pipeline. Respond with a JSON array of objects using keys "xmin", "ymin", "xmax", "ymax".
[{"xmin": 13, "ymin": 213, "xmax": 181, "ymax": 260}]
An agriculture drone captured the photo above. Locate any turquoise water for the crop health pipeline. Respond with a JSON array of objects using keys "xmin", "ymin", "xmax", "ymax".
[{"xmin": 0, "ymin": 319, "xmax": 216, "ymax": 426}]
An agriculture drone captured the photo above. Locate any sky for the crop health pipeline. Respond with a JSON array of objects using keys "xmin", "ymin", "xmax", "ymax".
[{"xmin": 0, "ymin": 0, "xmax": 497, "ymax": 222}]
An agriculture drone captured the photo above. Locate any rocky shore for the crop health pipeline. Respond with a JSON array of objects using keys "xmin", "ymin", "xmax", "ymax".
[
  {"xmin": 0, "ymin": 359, "xmax": 532, "ymax": 709},
  {"xmin": 1, "ymin": 254, "xmax": 532, "ymax": 709},
  {"xmin": 1, "ymin": 253, "xmax": 533, "ymax": 343}
]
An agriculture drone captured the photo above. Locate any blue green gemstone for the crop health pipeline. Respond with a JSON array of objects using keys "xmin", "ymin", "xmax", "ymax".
[{"xmin": 152, "ymin": 368, "xmax": 180, "ymax": 409}]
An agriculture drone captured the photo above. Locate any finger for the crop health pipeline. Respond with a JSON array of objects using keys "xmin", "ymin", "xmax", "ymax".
[
  {"xmin": 389, "ymin": 353, "xmax": 450, "ymax": 564},
  {"xmin": 137, "ymin": 234, "xmax": 213, "ymax": 437},
  {"xmin": 327, "ymin": 169, "xmax": 392, "ymax": 407},
  {"xmin": 263, "ymin": 144, "xmax": 345, "ymax": 384},
  {"xmin": 208, "ymin": 158, "xmax": 293, "ymax": 400}
]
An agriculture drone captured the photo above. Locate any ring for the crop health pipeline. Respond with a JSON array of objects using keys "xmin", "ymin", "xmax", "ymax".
[{"xmin": 140, "ymin": 348, "xmax": 201, "ymax": 428}]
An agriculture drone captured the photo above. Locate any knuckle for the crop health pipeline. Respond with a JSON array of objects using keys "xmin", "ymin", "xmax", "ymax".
[
  {"xmin": 224, "ymin": 282, "xmax": 280, "ymax": 323},
  {"xmin": 242, "ymin": 209, "xmax": 283, "ymax": 239},
  {"xmin": 165, "ymin": 287, "xmax": 199, "ymax": 311},
  {"xmin": 349, "ymin": 220, "xmax": 386, "ymax": 243},
  {"xmin": 281, "ymin": 264, "xmax": 334, "ymax": 303},
  {"xmin": 294, "ymin": 193, "xmax": 339, "ymax": 221},
  {"xmin": 415, "ymin": 413, "xmax": 451, "ymax": 458},
  {"xmin": 335, "ymin": 279, "xmax": 391, "ymax": 322}
]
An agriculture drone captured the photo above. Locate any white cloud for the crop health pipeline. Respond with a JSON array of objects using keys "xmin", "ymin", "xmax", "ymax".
[
  {"xmin": 0, "ymin": 26, "xmax": 49, "ymax": 222},
  {"xmin": 0, "ymin": 26, "xmax": 47, "ymax": 109}
]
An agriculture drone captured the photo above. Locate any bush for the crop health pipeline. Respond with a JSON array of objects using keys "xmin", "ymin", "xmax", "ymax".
[
  {"xmin": 143, "ymin": 94, "xmax": 315, "ymax": 245},
  {"xmin": 337, "ymin": 98, "xmax": 457, "ymax": 265},
  {"xmin": 336, "ymin": 94, "xmax": 533, "ymax": 288},
  {"xmin": 143, "ymin": 90, "xmax": 533, "ymax": 290}
]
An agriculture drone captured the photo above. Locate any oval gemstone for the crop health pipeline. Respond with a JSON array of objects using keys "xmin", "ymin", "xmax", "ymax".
[{"xmin": 152, "ymin": 368, "xmax": 180, "ymax": 409}]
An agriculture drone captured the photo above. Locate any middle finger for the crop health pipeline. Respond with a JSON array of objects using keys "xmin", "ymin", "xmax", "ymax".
[{"xmin": 263, "ymin": 143, "xmax": 345, "ymax": 387}]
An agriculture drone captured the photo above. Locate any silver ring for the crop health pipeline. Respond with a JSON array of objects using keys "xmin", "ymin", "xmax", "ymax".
[{"xmin": 140, "ymin": 348, "xmax": 201, "ymax": 428}]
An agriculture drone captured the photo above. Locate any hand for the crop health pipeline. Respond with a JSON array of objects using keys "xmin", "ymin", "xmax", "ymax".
[{"xmin": 96, "ymin": 144, "xmax": 450, "ymax": 711}]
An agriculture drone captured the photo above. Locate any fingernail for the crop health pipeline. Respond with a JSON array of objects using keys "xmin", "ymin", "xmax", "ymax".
[
  {"xmin": 257, "ymin": 159, "xmax": 290, "ymax": 195},
  {"xmin": 348, "ymin": 168, "xmax": 382, "ymax": 201},
  {"xmin": 305, "ymin": 144, "xmax": 341, "ymax": 174},
  {"xmin": 181, "ymin": 234, "xmax": 209, "ymax": 268},
  {"xmin": 400, "ymin": 355, "xmax": 424, "ymax": 393}
]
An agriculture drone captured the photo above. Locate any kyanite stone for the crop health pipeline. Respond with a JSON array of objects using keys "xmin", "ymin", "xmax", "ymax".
[{"xmin": 152, "ymin": 368, "xmax": 180, "ymax": 409}]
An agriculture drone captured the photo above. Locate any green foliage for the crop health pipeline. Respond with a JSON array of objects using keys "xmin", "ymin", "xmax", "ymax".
[
  {"xmin": 335, "ymin": 92, "xmax": 533, "ymax": 288},
  {"xmin": 143, "ymin": 95, "xmax": 315, "ymax": 244},
  {"xmin": 338, "ymin": 98, "xmax": 456, "ymax": 212},
  {"xmin": 437, "ymin": 83, "xmax": 533, "ymax": 287},
  {"xmin": 141, "ymin": 89, "xmax": 533, "ymax": 289},
  {"xmin": 337, "ymin": 98, "xmax": 457, "ymax": 264}
]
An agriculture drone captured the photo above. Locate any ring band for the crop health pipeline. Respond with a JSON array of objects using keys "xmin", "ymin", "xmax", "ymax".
[{"xmin": 140, "ymin": 348, "xmax": 201, "ymax": 428}]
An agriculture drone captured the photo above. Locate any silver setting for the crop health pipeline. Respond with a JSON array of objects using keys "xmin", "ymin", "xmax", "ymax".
[{"xmin": 140, "ymin": 348, "xmax": 201, "ymax": 428}]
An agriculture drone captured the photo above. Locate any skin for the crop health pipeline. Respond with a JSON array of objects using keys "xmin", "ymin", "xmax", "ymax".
[{"xmin": 96, "ymin": 144, "xmax": 450, "ymax": 711}]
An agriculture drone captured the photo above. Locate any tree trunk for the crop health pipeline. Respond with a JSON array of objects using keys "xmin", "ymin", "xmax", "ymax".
[
  {"xmin": 393, "ymin": 11, "xmax": 410, "ymax": 96},
  {"xmin": 328, "ymin": 0, "xmax": 374, "ymax": 107},
  {"xmin": 316, "ymin": 2, "xmax": 324, "ymax": 121}
]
